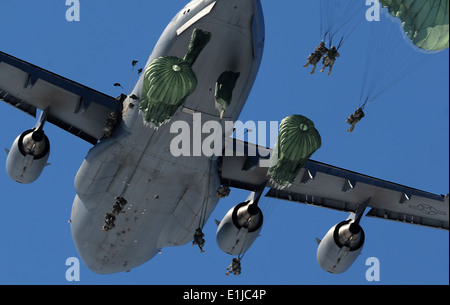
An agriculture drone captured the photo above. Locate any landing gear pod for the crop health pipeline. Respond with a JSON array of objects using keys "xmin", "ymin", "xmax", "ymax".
[{"xmin": 6, "ymin": 129, "xmax": 50, "ymax": 184}]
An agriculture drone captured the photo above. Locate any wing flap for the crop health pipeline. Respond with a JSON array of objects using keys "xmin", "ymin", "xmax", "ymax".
[{"xmin": 0, "ymin": 51, "xmax": 122, "ymax": 144}]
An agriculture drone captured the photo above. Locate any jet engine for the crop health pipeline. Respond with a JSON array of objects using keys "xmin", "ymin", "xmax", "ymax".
[
  {"xmin": 6, "ymin": 129, "xmax": 50, "ymax": 184},
  {"xmin": 216, "ymin": 199, "xmax": 263, "ymax": 256},
  {"xmin": 316, "ymin": 219, "xmax": 365, "ymax": 274}
]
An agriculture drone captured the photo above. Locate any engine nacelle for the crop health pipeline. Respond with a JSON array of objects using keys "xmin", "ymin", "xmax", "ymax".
[
  {"xmin": 6, "ymin": 129, "xmax": 50, "ymax": 184},
  {"xmin": 316, "ymin": 219, "xmax": 365, "ymax": 274},
  {"xmin": 216, "ymin": 201, "xmax": 263, "ymax": 256}
]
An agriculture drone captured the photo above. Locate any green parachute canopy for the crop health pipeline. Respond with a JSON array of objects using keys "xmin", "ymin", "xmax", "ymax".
[
  {"xmin": 380, "ymin": 0, "xmax": 449, "ymax": 51},
  {"xmin": 140, "ymin": 56, "xmax": 197, "ymax": 125},
  {"xmin": 215, "ymin": 71, "xmax": 240, "ymax": 119},
  {"xmin": 268, "ymin": 115, "xmax": 321, "ymax": 186},
  {"xmin": 140, "ymin": 29, "xmax": 211, "ymax": 126}
]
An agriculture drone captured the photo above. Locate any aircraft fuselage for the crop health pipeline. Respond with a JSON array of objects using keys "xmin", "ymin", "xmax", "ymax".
[{"xmin": 70, "ymin": 0, "xmax": 265, "ymax": 274}]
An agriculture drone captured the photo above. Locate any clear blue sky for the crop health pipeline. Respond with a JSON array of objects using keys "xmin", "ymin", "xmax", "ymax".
[{"xmin": 0, "ymin": 1, "xmax": 448, "ymax": 285}]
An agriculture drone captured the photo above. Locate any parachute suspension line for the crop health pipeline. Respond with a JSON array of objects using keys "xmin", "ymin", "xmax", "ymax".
[
  {"xmin": 322, "ymin": 30, "xmax": 330, "ymax": 44},
  {"xmin": 193, "ymin": 158, "xmax": 215, "ymax": 253},
  {"xmin": 359, "ymin": 20, "xmax": 382, "ymax": 107},
  {"xmin": 336, "ymin": 37, "xmax": 344, "ymax": 50},
  {"xmin": 360, "ymin": 97, "xmax": 370, "ymax": 110},
  {"xmin": 369, "ymin": 53, "xmax": 432, "ymax": 103},
  {"xmin": 198, "ymin": 157, "xmax": 214, "ymax": 229},
  {"xmin": 360, "ymin": 10, "xmax": 437, "ymax": 108},
  {"xmin": 319, "ymin": 0, "xmax": 327, "ymax": 40},
  {"xmin": 320, "ymin": 0, "xmax": 365, "ymax": 48},
  {"xmin": 320, "ymin": 0, "xmax": 336, "ymax": 40},
  {"xmin": 330, "ymin": 5, "xmax": 365, "ymax": 50},
  {"xmin": 238, "ymin": 250, "xmax": 246, "ymax": 260},
  {"xmin": 359, "ymin": 9, "xmax": 402, "ymax": 106},
  {"xmin": 336, "ymin": 13, "xmax": 365, "ymax": 51}
]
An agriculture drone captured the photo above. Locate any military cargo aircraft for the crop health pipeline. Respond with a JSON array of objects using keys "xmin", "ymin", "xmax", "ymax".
[{"xmin": 1, "ymin": 0, "xmax": 448, "ymax": 278}]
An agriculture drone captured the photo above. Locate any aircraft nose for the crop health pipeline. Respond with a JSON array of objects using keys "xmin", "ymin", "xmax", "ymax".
[
  {"xmin": 211, "ymin": 0, "xmax": 262, "ymax": 23},
  {"xmin": 207, "ymin": 0, "xmax": 263, "ymax": 33},
  {"xmin": 221, "ymin": 0, "xmax": 258, "ymax": 11}
]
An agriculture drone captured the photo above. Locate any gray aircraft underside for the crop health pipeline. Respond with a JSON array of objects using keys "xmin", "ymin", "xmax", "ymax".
[
  {"xmin": 71, "ymin": 0, "xmax": 263, "ymax": 273},
  {"xmin": 0, "ymin": 0, "xmax": 448, "ymax": 275}
]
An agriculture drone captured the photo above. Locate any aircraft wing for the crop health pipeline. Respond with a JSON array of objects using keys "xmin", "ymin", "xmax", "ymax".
[
  {"xmin": 220, "ymin": 139, "xmax": 449, "ymax": 230},
  {"xmin": 0, "ymin": 51, "xmax": 122, "ymax": 145}
]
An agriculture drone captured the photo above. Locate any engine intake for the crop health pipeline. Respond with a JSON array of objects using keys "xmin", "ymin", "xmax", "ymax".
[
  {"xmin": 335, "ymin": 221, "xmax": 364, "ymax": 250},
  {"xmin": 235, "ymin": 201, "xmax": 263, "ymax": 232},
  {"xmin": 216, "ymin": 200, "xmax": 263, "ymax": 256},
  {"xmin": 6, "ymin": 129, "xmax": 50, "ymax": 184},
  {"xmin": 317, "ymin": 219, "xmax": 365, "ymax": 274}
]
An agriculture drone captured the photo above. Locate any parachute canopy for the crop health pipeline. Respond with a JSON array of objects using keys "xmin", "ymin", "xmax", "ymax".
[
  {"xmin": 380, "ymin": 0, "xmax": 449, "ymax": 51},
  {"xmin": 140, "ymin": 56, "xmax": 197, "ymax": 125},
  {"xmin": 140, "ymin": 29, "xmax": 211, "ymax": 126},
  {"xmin": 268, "ymin": 115, "xmax": 321, "ymax": 186},
  {"xmin": 215, "ymin": 71, "xmax": 240, "ymax": 119}
]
